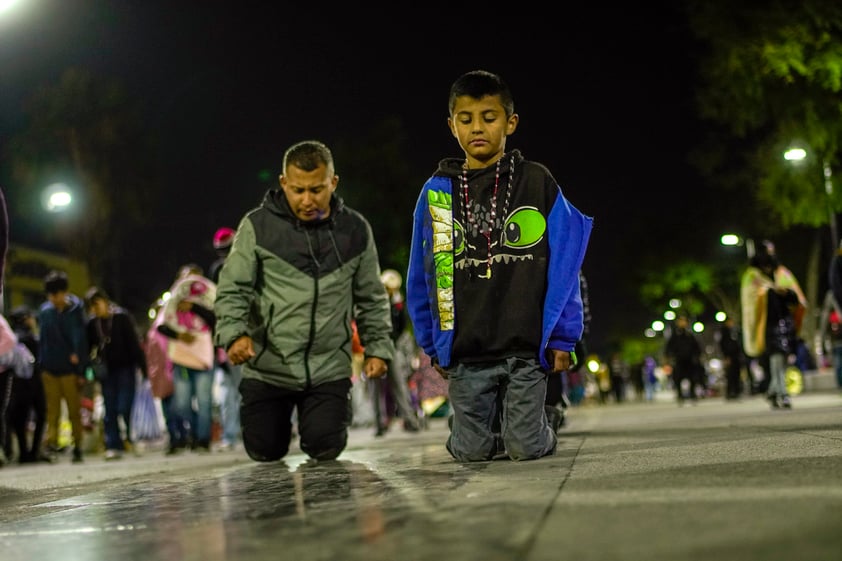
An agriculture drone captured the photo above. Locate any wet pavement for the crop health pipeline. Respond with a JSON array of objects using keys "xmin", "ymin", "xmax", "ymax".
[{"xmin": 0, "ymin": 391, "xmax": 840, "ymax": 561}]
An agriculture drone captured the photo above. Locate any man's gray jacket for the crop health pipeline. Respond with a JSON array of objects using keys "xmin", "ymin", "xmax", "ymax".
[{"xmin": 213, "ymin": 189, "xmax": 394, "ymax": 390}]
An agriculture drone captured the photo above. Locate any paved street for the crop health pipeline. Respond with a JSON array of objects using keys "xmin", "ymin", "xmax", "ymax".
[{"xmin": 0, "ymin": 390, "xmax": 840, "ymax": 561}]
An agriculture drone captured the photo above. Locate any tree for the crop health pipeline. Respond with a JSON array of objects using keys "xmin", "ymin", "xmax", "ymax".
[
  {"xmin": 6, "ymin": 67, "xmax": 158, "ymax": 297},
  {"xmin": 640, "ymin": 260, "xmax": 740, "ymax": 322},
  {"xmin": 685, "ymin": 0, "xmax": 842, "ymax": 356}
]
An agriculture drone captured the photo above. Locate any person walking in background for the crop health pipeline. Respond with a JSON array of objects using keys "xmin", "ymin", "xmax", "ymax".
[
  {"xmin": 84, "ymin": 287, "xmax": 148, "ymax": 460},
  {"xmin": 0, "ymin": 187, "xmax": 6, "ymax": 310},
  {"xmin": 6, "ymin": 306, "xmax": 50, "ymax": 463},
  {"xmin": 818, "ymin": 288, "xmax": 842, "ymax": 391},
  {"xmin": 144, "ymin": 300, "xmax": 186, "ymax": 455},
  {"xmin": 717, "ymin": 316, "xmax": 744, "ymax": 400},
  {"xmin": 741, "ymin": 240, "xmax": 807, "ymax": 407},
  {"xmin": 608, "ymin": 351, "xmax": 628, "ymax": 403},
  {"xmin": 209, "ymin": 227, "xmax": 235, "ymax": 284},
  {"xmin": 0, "ymin": 313, "xmax": 22, "ymax": 466},
  {"xmin": 664, "ymin": 313, "xmax": 702, "ymax": 406},
  {"xmin": 371, "ymin": 269, "xmax": 421, "ymax": 436},
  {"xmin": 826, "ymin": 240, "xmax": 842, "ymax": 390},
  {"xmin": 157, "ymin": 264, "xmax": 217, "ymax": 452},
  {"xmin": 642, "ymin": 356, "xmax": 659, "ymax": 402},
  {"xmin": 208, "ymin": 226, "xmax": 242, "ymax": 451},
  {"xmin": 214, "ymin": 140, "xmax": 394, "ymax": 463},
  {"xmin": 406, "ymin": 70, "xmax": 592, "ymax": 462},
  {"xmin": 38, "ymin": 269, "xmax": 88, "ymax": 463}
]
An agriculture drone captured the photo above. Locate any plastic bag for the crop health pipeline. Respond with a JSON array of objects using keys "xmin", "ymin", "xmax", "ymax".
[{"xmin": 132, "ymin": 377, "xmax": 162, "ymax": 441}]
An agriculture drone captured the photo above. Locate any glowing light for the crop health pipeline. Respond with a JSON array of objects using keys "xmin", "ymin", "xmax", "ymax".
[
  {"xmin": 783, "ymin": 148, "xmax": 806, "ymax": 161},
  {"xmin": 42, "ymin": 183, "xmax": 73, "ymax": 212},
  {"xmin": 715, "ymin": 311, "xmax": 727, "ymax": 322},
  {"xmin": 692, "ymin": 322, "xmax": 704, "ymax": 333},
  {"xmin": 652, "ymin": 320, "xmax": 665, "ymax": 332},
  {"xmin": 0, "ymin": 0, "xmax": 21, "ymax": 15},
  {"xmin": 720, "ymin": 234, "xmax": 740, "ymax": 246},
  {"xmin": 663, "ymin": 310, "xmax": 676, "ymax": 321}
]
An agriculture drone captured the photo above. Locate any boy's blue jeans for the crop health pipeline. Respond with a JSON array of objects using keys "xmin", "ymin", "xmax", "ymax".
[
  {"xmin": 172, "ymin": 364, "xmax": 214, "ymax": 445},
  {"xmin": 445, "ymin": 357, "xmax": 556, "ymax": 461}
]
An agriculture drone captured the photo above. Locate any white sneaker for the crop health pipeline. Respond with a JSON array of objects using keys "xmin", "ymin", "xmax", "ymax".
[{"xmin": 104, "ymin": 449, "xmax": 123, "ymax": 461}]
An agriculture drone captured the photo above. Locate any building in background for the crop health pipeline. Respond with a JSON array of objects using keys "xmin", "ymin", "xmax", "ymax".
[{"xmin": 2, "ymin": 244, "xmax": 91, "ymax": 312}]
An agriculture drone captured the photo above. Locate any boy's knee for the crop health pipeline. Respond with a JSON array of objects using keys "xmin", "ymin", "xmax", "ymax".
[
  {"xmin": 446, "ymin": 437, "xmax": 497, "ymax": 462},
  {"xmin": 505, "ymin": 435, "xmax": 556, "ymax": 461}
]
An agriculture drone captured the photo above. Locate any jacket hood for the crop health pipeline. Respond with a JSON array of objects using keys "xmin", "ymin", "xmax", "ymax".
[
  {"xmin": 262, "ymin": 188, "xmax": 346, "ymax": 228},
  {"xmin": 436, "ymin": 149, "xmax": 524, "ymax": 179}
]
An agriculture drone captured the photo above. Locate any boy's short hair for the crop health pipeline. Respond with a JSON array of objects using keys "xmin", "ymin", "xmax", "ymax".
[
  {"xmin": 44, "ymin": 269, "xmax": 69, "ymax": 295},
  {"xmin": 448, "ymin": 70, "xmax": 515, "ymax": 118}
]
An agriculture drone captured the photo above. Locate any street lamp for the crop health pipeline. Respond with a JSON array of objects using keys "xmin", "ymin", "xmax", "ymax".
[
  {"xmin": 720, "ymin": 233, "xmax": 755, "ymax": 258},
  {"xmin": 41, "ymin": 183, "xmax": 73, "ymax": 212},
  {"xmin": 784, "ymin": 146, "xmax": 837, "ymax": 248}
]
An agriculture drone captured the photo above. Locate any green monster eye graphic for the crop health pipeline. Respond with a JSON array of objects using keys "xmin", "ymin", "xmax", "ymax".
[
  {"xmin": 454, "ymin": 220, "xmax": 465, "ymax": 255},
  {"xmin": 502, "ymin": 207, "xmax": 545, "ymax": 249}
]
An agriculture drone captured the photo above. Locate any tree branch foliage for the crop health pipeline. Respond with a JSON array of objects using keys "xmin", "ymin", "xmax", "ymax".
[
  {"xmin": 685, "ymin": 0, "xmax": 842, "ymax": 229},
  {"xmin": 7, "ymin": 67, "xmax": 158, "ymax": 284}
]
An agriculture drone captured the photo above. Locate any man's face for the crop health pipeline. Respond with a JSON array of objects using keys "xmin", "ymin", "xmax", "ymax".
[{"xmin": 279, "ymin": 162, "xmax": 337, "ymax": 222}]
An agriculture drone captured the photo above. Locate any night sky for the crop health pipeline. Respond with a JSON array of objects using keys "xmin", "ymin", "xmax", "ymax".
[{"xmin": 1, "ymin": 1, "xmax": 713, "ymax": 354}]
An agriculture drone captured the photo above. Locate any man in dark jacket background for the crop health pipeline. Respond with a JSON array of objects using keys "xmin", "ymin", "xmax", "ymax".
[{"xmin": 664, "ymin": 314, "xmax": 703, "ymax": 406}]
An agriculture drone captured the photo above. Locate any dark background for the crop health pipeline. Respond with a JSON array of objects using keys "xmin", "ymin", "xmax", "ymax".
[{"xmin": 1, "ymin": 1, "xmax": 719, "ymax": 354}]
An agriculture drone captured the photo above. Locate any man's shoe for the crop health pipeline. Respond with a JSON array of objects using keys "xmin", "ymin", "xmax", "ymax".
[
  {"xmin": 768, "ymin": 394, "xmax": 780, "ymax": 409},
  {"xmin": 72, "ymin": 447, "xmax": 84, "ymax": 464},
  {"xmin": 780, "ymin": 395, "xmax": 793, "ymax": 409}
]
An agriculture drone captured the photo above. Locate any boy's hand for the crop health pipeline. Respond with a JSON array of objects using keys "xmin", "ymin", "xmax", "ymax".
[
  {"xmin": 431, "ymin": 358, "xmax": 448, "ymax": 379},
  {"xmin": 549, "ymin": 349, "xmax": 574, "ymax": 373}
]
